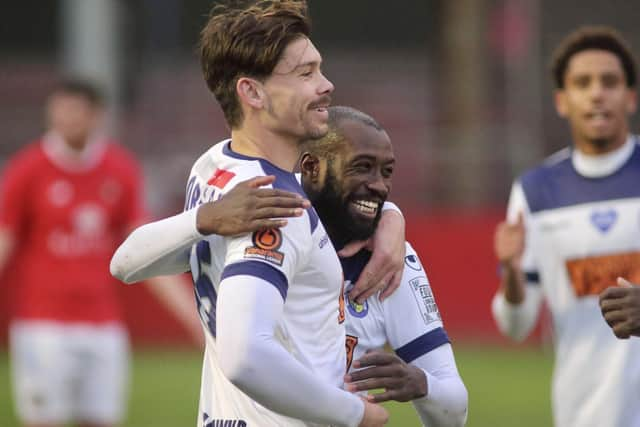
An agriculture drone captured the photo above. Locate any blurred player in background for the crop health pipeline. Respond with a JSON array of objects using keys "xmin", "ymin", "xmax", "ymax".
[
  {"xmin": 492, "ymin": 26, "xmax": 640, "ymax": 427},
  {"xmin": 300, "ymin": 106, "xmax": 468, "ymax": 426},
  {"xmin": 0, "ymin": 79, "xmax": 203, "ymax": 427}
]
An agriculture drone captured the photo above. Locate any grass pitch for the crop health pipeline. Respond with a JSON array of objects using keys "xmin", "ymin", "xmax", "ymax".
[{"xmin": 0, "ymin": 345, "xmax": 553, "ymax": 426}]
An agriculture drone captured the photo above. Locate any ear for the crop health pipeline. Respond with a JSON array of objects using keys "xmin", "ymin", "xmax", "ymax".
[
  {"xmin": 626, "ymin": 89, "xmax": 637, "ymax": 115},
  {"xmin": 300, "ymin": 153, "xmax": 320, "ymax": 183},
  {"xmin": 236, "ymin": 77, "xmax": 264, "ymax": 109},
  {"xmin": 554, "ymin": 89, "xmax": 569, "ymax": 118}
]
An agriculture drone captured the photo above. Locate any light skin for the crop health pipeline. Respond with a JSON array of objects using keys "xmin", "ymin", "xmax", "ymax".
[
  {"xmin": 496, "ymin": 48, "xmax": 637, "ymax": 304},
  {"xmin": 231, "ymin": 36, "xmax": 333, "ymax": 171}
]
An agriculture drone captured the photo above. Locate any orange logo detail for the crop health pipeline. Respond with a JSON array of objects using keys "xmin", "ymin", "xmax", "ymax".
[
  {"xmin": 345, "ymin": 335, "xmax": 359, "ymax": 372},
  {"xmin": 566, "ymin": 251, "xmax": 640, "ymax": 297},
  {"xmin": 252, "ymin": 229, "xmax": 282, "ymax": 251},
  {"xmin": 338, "ymin": 279, "xmax": 346, "ymax": 324}
]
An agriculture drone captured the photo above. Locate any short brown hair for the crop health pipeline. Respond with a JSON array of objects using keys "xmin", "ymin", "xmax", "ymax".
[
  {"xmin": 51, "ymin": 78, "xmax": 104, "ymax": 107},
  {"xmin": 199, "ymin": 0, "xmax": 311, "ymax": 128},
  {"xmin": 551, "ymin": 26, "xmax": 637, "ymax": 89}
]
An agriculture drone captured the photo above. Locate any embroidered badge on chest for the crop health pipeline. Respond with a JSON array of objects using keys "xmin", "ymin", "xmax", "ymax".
[{"xmin": 590, "ymin": 209, "xmax": 617, "ymax": 233}]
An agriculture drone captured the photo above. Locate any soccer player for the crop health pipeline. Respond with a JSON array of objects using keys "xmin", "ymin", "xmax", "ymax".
[
  {"xmin": 0, "ymin": 79, "xmax": 203, "ymax": 427},
  {"xmin": 299, "ymin": 106, "xmax": 468, "ymax": 426},
  {"xmin": 492, "ymin": 26, "xmax": 640, "ymax": 427},
  {"xmin": 115, "ymin": 1, "xmax": 392, "ymax": 426}
]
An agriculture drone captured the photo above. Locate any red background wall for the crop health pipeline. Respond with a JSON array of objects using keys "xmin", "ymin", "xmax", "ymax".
[{"xmin": 0, "ymin": 210, "xmax": 542, "ymax": 347}]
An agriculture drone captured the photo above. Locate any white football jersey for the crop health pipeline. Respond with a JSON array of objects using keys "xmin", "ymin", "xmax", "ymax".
[
  {"xmin": 341, "ymin": 242, "xmax": 450, "ymax": 372},
  {"xmin": 508, "ymin": 137, "xmax": 640, "ymax": 427},
  {"xmin": 185, "ymin": 140, "xmax": 346, "ymax": 427}
]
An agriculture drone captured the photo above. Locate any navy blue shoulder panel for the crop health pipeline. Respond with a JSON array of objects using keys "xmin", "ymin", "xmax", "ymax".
[
  {"xmin": 521, "ymin": 144, "xmax": 640, "ymax": 213},
  {"xmin": 341, "ymin": 249, "xmax": 373, "ymax": 284},
  {"xmin": 223, "ymin": 142, "xmax": 319, "ymax": 233}
]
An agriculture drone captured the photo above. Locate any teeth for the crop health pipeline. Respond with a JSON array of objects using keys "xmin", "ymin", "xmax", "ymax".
[{"xmin": 353, "ymin": 200, "xmax": 379, "ymax": 214}]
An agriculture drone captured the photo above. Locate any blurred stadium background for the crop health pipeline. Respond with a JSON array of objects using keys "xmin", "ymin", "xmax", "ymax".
[{"xmin": 1, "ymin": 1, "xmax": 639, "ymax": 426}]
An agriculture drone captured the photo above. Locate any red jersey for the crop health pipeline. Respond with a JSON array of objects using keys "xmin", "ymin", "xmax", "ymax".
[{"xmin": 0, "ymin": 133, "xmax": 145, "ymax": 323}]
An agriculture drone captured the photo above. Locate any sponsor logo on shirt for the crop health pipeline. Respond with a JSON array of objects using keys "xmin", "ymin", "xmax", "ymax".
[
  {"xmin": 409, "ymin": 276, "xmax": 441, "ymax": 325},
  {"xmin": 47, "ymin": 179, "xmax": 73, "ymax": 207},
  {"xmin": 566, "ymin": 251, "xmax": 640, "ymax": 297},
  {"xmin": 244, "ymin": 229, "xmax": 285, "ymax": 266},
  {"xmin": 207, "ymin": 168, "xmax": 235, "ymax": 189},
  {"xmin": 404, "ymin": 254, "xmax": 422, "ymax": 271},
  {"xmin": 590, "ymin": 208, "xmax": 618, "ymax": 233}
]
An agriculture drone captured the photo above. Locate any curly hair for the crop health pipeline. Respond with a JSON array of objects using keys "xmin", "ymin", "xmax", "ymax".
[{"xmin": 551, "ymin": 26, "xmax": 637, "ymax": 89}]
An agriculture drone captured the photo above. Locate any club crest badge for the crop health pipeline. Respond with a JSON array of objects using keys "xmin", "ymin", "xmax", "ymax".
[
  {"xmin": 344, "ymin": 282, "xmax": 369, "ymax": 318},
  {"xmin": 590, "ymin": 209, "xmax": 617, "ymax": 233}
]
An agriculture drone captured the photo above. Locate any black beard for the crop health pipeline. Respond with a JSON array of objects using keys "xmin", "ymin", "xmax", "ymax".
[{"xmin": 308, "ymin": 170, "xmax": 383, "ymax": 247}]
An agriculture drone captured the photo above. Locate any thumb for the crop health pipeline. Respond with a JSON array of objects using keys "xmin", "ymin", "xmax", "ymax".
[
  {"xmin": 617, "ymin": 277, "xmax": 634, "ymax": 288},
  {"xmin": 247, "ymin": 175, "xmax": 276, "ymax": 188},
  {"xmin": 338, "ymin": 240, "xmax": 367, "ymax": 257},
  {"xmin": 515, "ymin": 211, "xmax": 524, "ymax": 227}
]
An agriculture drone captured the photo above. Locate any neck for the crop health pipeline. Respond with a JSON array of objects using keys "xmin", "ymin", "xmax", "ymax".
[
  {"xmin": 230, "ymin": 124, "xmax": 300, "ymax": 172},
  {"xmin": 573, "ymin": 128, "xmax": 629, "ymax": 155}
]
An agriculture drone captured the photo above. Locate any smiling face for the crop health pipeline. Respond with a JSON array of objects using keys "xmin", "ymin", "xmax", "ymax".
[
  {"xmin": 259, "ymin": 37, "xmax": 334, "ymax": 142},
  {"xmin": 555, "ymin": 49, "xmax": 637, "ymax": 154},
  {"xmin": 302, "ymin": 118, "xmax": 394, "ymax": 244}
]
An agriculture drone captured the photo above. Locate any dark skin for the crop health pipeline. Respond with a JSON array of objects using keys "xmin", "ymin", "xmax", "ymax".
[
  {"xmin": 599, "ymin": 277, "xmax": 640, "ymax": 339},
  {"xmin": 196, "ymin": 175, "xmax": 310, "ymax": 236},
  {"xmin": 300, "ymin": 119, "xmax": 427, "ymax": 403}
]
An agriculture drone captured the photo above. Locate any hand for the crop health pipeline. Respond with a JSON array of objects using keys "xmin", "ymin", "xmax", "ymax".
[
  {"xmin": 358, "ymin": 399, "xmax": 389, "ymax": 427},
  {"xmin": 494, "ymin": 212, "xmax": 525, "ymax": 268},
  {"xmin": 196, "ymin": 175, "xmax": 310, "ymax": 236},
  {"xmin": 345, "ymin": 350, "xmax": 427, "ymax": 403},
  {"xmin": 340, "ymin": 210, "xmax": 406, "ymax": 304},
  {"xmin": 599, "ymin": 277, "xmax": 640, "ymax": 339}
]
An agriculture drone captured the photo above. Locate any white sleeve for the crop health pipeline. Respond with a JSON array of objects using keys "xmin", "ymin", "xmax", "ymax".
[
  {"xmin": 381, "ymin": 200, "xmax": 403, "ymax": 217},
  {"xmin": 110, "ymin": 207, "xmax": 201, "ymax": 284},
  {"xmin": 410, "ymin": 344, "xmax": 468, "ymax": 427},
  {"xmin": 491, "ymin": 181, "xmax": 543, "ymax": 341},
  {"xmin": 217, "ymin": 274, "xmax": 364, "ymax": 427}
]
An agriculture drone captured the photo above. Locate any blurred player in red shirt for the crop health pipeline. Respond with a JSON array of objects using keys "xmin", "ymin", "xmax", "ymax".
[{"xmin": 0, "ymin": 79, "xmax": 201, "ymax": 427}]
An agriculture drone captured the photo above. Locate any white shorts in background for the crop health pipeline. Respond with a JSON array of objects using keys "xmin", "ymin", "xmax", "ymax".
[{"xmin": 9, "ymin": 320, "xmax": 130, "ymax": 425}]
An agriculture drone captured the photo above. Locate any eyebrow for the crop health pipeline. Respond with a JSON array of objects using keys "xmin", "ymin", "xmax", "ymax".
[{"xmin": 293, "ymin": 60, "xmax": 320, "ymax": 71}]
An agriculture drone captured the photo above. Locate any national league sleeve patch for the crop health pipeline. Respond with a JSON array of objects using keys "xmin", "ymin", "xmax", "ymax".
[
  {"xmin": 244, "ymin": 229, "xmax": 285, "ymax": 266},
  {"xmin": 409, "ymin": 276, "xmax": 442, "ymax": 325}
]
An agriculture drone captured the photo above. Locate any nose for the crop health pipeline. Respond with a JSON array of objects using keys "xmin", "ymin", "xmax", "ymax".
[
  {"xmin": 589, "ymin": 80, "xmax": 605, "ymax": 100},
  {"xmin": 366, "ymin": 173, "xmax": 390, "ymax": 199},
  {"xmin": 319, "ymin": 72, "xmax": 334, "ymax": 95}
]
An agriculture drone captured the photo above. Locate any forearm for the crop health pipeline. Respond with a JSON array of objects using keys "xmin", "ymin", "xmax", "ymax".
[
  {"xmin": 411, "ymin": 345, "xmax": 468, "ymax": 427},
  {"xmin": 499, "ymin": 261, "xmax": 526, "ymax": 304},
  {"xmin": 491, "ymin": 284, "xmax": 543, "ymax": 341},
  {"xmin": 110, "ymin": 208, "xmax": 200, "ymax": 283},
  {"xmin": 217, "ymin": 276, "xmax": 364, "ymax": 427},
  {"xmin": 0, "ymin": 228, "xmax": 15, "ymax": 277}
]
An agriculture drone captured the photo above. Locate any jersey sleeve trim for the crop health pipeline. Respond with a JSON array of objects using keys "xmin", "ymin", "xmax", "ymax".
[
  {"xmin": 394, "ymin": 327, "xmax": 450, "ymax": 363},
  {"xmin": 221, "ymin": 260, "xmax": 289, "ymax": 300}
]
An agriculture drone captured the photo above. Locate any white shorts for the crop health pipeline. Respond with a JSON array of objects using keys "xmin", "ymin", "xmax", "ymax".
[{"xmin": 9, "ymin": 320, "xmax": 129, "ymax": 425}]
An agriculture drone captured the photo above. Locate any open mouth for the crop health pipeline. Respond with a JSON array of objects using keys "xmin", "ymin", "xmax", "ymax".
[{"xmin": 350, "ymin": 199, "xmax": 380, "ymax": 218}]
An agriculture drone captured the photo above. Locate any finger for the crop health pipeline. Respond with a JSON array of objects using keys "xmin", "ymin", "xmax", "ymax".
[
  {"xmin": 350, "ymin": 258, "xmax": 390, "ymax": 303},
  {"xmin": 245, "ymin": 175, "xmax": 276, "ymax": 188},
  {"xmin": 379, "ymin": 270, "xmax": 401, "ymax": 302},
  {"xmin": 618, "ymin": 277, "xmax": 634, "ymax": 288},
  {"xmin": 347, "ymin": 365, "xmax": 401, "ymax": 383},
  {"xmin": 345, "ymin": 377, "xmax": 393, "ymax": 393},
  {"xmin": 367, "ymin": 389, "xmax": 400, "ymax": 404},
  {"xmin": 515, "ymin": 211, "xmax": 524, "ymax": 227},
  {"xmin": 248, "ymin": 219, "xmax": 289, "ymax": 231},
  {"xmin": 252, "ymin": 206, "xmax": 306, "ymax": 219},
  {"xmin": 613, "ymin": 322, "xmax": 631, "ymax": 339},
  {"xmin": 255, "ymin": 196, "xmax": 309, "ymax": 210},
  {"xmin": 255, "ymin": 187, "xmax": 305, "ymax": 200},
  {"xmin": 600, "ymin": 286, "xmax": 631, "ymax": 301},
  {"xmin": 338, "ymin": 240, "xmax": 368, "ymax": 257},
  {"xmin": 600, "ymin": 297, "xmax": 629, "ymax": 314},
  {"xmin": 603, "ymin": 310, "xmax": 628, "ymax": 325},
  {"xmin": 355, "ymin": 350, "xmax": 396, "ymax": 368}
]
